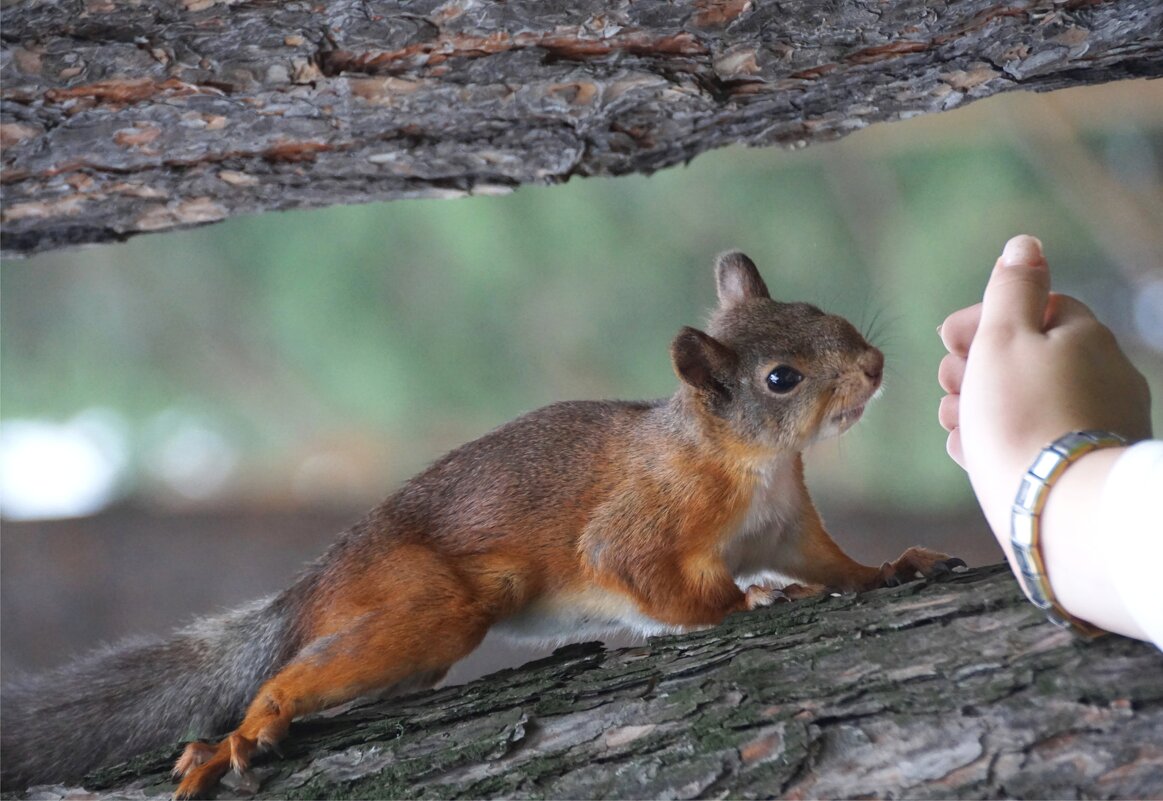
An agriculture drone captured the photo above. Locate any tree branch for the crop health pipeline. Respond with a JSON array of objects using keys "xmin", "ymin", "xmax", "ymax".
[
  {"xmin": 2, "ymin": 0, "xmax": 1161, "ymax": 255},
  {"xmin": 11, "ymin": 565, "xmax": 1162, "ymax": 800}
]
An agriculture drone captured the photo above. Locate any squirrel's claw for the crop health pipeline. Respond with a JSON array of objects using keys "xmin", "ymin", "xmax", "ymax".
[
  {"xmin": 923, "ymin": 556, "xmax": 968, "ymax": 579},
  {"xmin": 172, "ymin": 737, "xmax": 236, "ymax": 799},
  {"xmin": 877, "ymin": 550, "xmax": 967, "ymax": 589},
  {"xmin": 744, "ymin": 584, "xmax": 782, "ymax": 609},
  {"xmin": 928, "ymin": 560, "xmax": 953, "ymax": 576},
  {"xmin": 778, "ymin": 582, "xmax": 830, "ymax": 601},
  {"xmin": 745, "ymin": 581, "xmax": 833, "ymax": 608},
  {"xmin": 172, "ymin": 742, "xmax": 214, "ymax": 780}
]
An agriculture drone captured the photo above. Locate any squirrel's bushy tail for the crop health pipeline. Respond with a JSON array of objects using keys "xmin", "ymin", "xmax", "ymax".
[{"xmin": 1, "ymin": 595, "xmax": 299, "ymax": 790}]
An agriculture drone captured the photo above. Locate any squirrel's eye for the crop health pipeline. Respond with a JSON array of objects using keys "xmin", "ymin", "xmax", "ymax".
[{"xmin": 766, "ymin": 365, "xmax": 804, "ymax": 394}]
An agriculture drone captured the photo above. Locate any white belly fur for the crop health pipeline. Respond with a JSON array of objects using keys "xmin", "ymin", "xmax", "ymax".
[
  {"xmin": 493, "ymin": 586, "xmax": 690, "ymax": 644},
  {"xmin": 722, "ymin": 454, "xmax": 802, "ymax": 583}
]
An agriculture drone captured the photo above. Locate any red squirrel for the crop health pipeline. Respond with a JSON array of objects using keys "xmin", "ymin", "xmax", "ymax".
[{"xmin": 0, "ymin": 252, "xmax": 961, "ymax": 797}]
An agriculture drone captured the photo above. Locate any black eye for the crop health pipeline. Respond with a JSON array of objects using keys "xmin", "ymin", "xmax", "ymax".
[{"xmin": 766, "ymin": 365, "xmax": 804, "ymax": 393}]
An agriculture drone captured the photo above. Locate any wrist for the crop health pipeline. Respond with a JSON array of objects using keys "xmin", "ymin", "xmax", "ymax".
[
  {"xmin": 1039, "ymin": 446, "xmax": 1149, "ymax": 641},
  {"xmin": 1009, "ymin": 431, "xmax": 1128, "ymax": 637}
]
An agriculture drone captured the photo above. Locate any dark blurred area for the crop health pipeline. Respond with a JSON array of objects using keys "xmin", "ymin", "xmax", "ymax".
[
  {"xmin": 0, "ymin": 503, "xmax": 1001, "ymax": 683},
  {"xmin": 1, "ymin": 80, "xmax": 1160, "ymax": 684}
]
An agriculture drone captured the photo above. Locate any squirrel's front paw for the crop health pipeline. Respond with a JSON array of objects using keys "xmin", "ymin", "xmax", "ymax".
[
  {"xmin": 743, "ymin": 583, "xmax": 790, "ymax": 609},
  {"xmin": 778, "ymin": 582, "xmax": 830, "ymax": 601},
  {"xmin": 879, "ymin": 547, "xmax": 967, "ymax": 587}
]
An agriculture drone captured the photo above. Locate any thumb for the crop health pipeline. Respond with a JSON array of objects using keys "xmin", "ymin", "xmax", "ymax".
[{"xmin": 979, "ymin": 235, "xmax": 1051, "ymax": 335}]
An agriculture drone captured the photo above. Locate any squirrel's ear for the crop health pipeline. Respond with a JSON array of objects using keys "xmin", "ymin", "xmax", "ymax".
[
  {"xmin": 715, "ymin": 251, "xmax": 770, "ymax": 306},
  {"xmin": 671, "ymin": 326, "xmax": 738, "ymax": 397}
]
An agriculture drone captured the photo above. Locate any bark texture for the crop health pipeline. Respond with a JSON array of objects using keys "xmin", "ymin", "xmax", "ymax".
[
  {"xmin": 3, "ymin": 0, "xmax": 1162, "ymax": 255},
  {"xmin": 6, "ymin": 564, "xmax": 1162, "ymax": 800}
]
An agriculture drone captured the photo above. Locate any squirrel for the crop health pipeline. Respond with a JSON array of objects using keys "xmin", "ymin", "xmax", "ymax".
[{"xmin": 1, "ymin": 251, "xmax": 962, "ymax": 798}]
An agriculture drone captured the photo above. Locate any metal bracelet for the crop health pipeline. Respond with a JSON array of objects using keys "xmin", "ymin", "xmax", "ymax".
[{"xmin": 1010, "ymin": 430, "xmax": 1126, "ymax": 638}]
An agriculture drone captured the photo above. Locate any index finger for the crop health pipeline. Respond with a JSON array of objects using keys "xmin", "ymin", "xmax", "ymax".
[{"xmin": 938, "ymin": 302, "xmax": 982, "ymax": 357}]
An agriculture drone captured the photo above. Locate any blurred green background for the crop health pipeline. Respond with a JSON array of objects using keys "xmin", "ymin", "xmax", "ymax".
[
  {"xmin": 2, "ymin": 80, "xmax": 1161, "ymax": 680},
  {"xmin": 3, "ymin": 81, "xmax": 1161, "ymax": 519}
]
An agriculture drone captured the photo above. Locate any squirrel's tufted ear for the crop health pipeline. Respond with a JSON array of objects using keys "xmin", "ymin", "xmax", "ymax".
[
  {"xmin": 715, "ymin": 251, "xmax": 770, "ymax": 306},
  {"xmin": 671, "ymin": 326, "xmax": 738, "ymax": 397}
]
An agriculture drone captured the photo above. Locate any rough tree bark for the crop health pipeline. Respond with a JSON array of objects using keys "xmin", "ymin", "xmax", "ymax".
[
  {"xmin": 6, "ymin": 565, "xmax": 1161, "ymax": 800},
  {"xmin": 2, "ymin": 0, "xmax": 1162, "ymax": 255}
]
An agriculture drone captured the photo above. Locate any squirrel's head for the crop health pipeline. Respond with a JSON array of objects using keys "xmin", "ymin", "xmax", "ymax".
[{"xmin": 670, "ymin": 251, "xmax": 884, "ymax": 454}]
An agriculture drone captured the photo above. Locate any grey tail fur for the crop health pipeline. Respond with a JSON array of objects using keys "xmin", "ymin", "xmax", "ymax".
[{"xmin": 1, "ymin": 594, "xmax": 300, "ymax": 791}]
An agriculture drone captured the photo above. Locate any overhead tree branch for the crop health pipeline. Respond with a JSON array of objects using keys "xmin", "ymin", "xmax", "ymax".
[
  {"xmin": 2, "ymin": 0, "xmax": 1161, "ymax": 255},
  {"xmin": 10, "ymin": 565, "xmax": 1162, "ymax": 800}
]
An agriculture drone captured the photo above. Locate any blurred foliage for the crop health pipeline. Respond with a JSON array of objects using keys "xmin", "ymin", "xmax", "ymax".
[{"xmin": 2, "ymin": 85, "xmax": 1161, "ymax": 515}]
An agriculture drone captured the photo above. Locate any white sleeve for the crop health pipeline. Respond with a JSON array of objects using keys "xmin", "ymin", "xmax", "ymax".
[{"xmin": 1100, "ymin": 439, "xmax": 1163, "ymax": 650}]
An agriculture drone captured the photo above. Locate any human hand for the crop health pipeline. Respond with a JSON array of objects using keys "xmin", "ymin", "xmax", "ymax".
[{"xmin": 937, "ymin": 235, "xmax": 1152, "ymax": 551}]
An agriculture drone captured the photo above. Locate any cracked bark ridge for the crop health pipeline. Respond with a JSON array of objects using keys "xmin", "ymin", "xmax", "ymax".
[
  {"xmin": 3, "ymin": 1, "xmax": 1162, "ymax": 255},
  {"xmin": 7, "ymin": 564, "xmax": 1162, "ymax": 800}
]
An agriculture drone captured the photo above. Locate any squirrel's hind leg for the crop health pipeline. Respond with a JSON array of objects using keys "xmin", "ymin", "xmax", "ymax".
[{"xmin": 173, "ymin": 544, "xmax": 497, "ymax": 799}]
